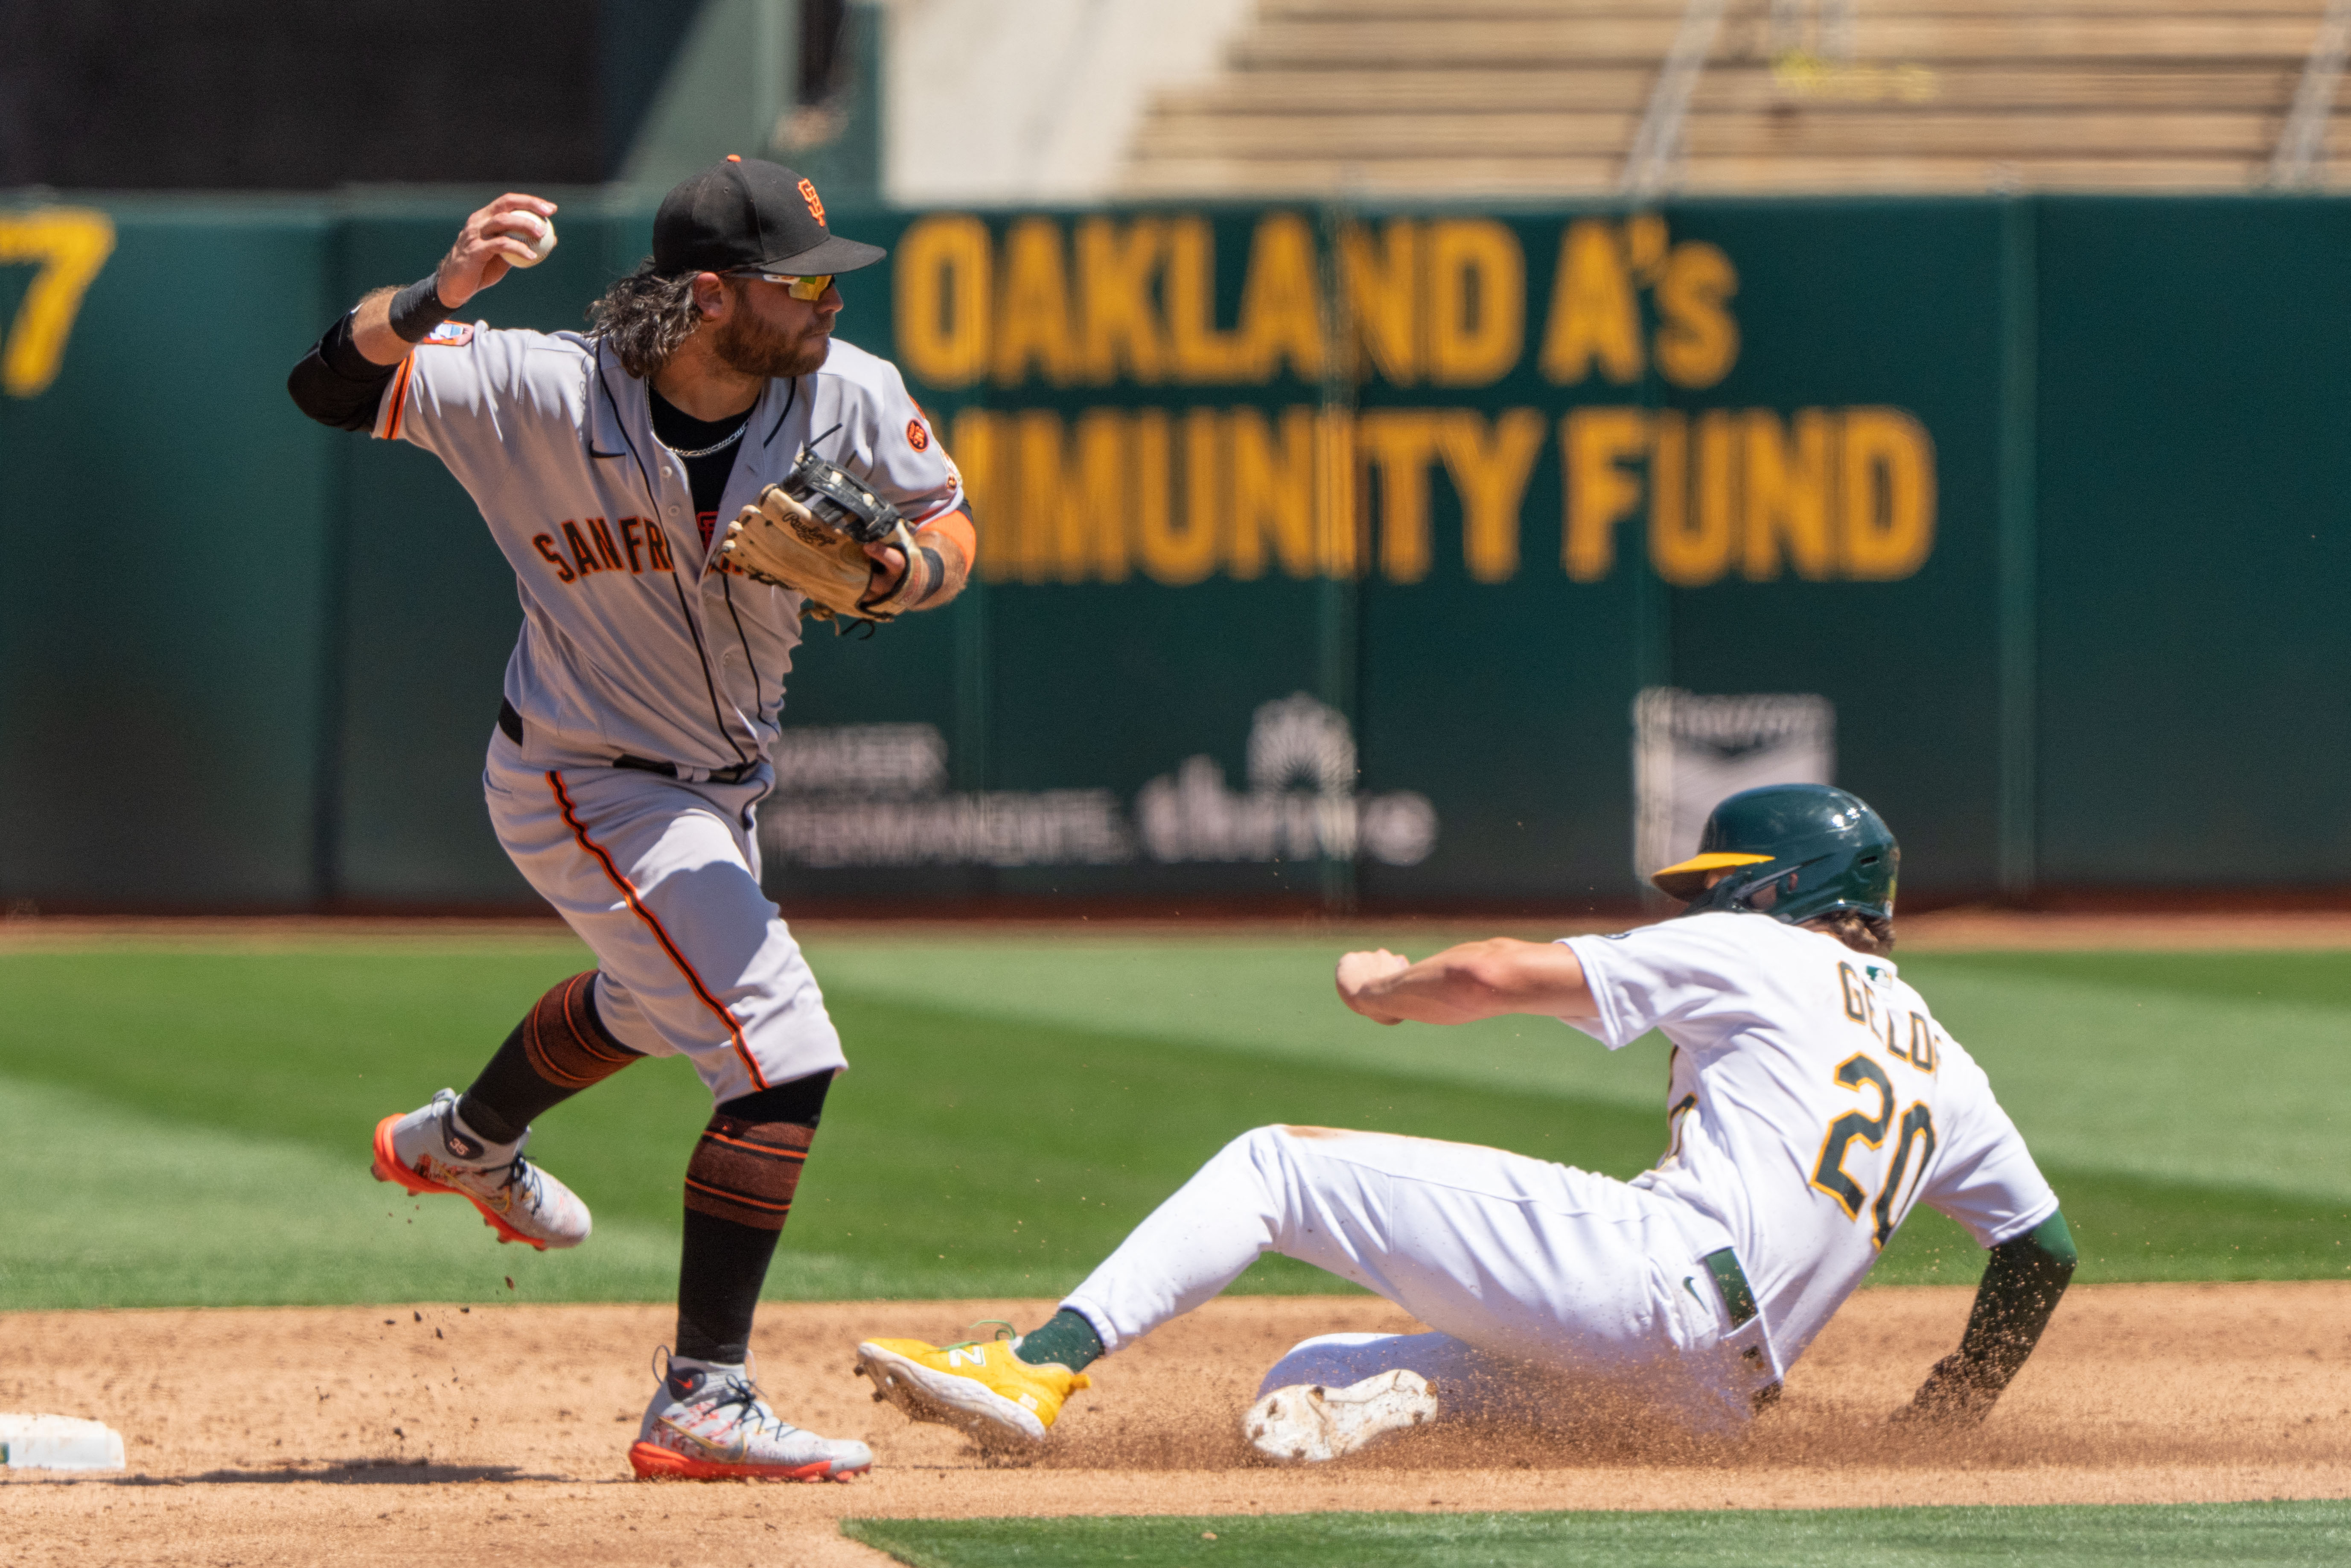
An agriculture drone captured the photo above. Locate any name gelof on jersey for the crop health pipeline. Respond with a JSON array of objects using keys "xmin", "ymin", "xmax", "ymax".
[
  {"xmin": 1835, "ymin": 959, "xmax": 1940, "ymax": 1072},
  {"xmin": 531, "ymin": 516, "xmax": 674, "ymax": 585}
]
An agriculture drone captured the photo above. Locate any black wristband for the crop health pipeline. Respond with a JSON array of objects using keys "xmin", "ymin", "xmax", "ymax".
[
  {"xmin": 914, "ymin": 545, "xmax": 947, "ymax": 603},
  {"xmin": 388, "ymin": 273, "xmax": 456, "ymax": 344}
]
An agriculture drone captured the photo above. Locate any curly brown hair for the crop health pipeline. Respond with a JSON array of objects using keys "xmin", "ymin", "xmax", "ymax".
[
  {"xmin": 585, "ymin": 260, "xmax": 706, "ymax": 380},
  {"xmin": 1803, "ymin": 910, "xmax": 1896, "ymax": 955}
]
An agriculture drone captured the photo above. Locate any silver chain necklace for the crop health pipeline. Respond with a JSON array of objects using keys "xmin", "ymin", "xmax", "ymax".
[{"xmin": 662, "ymin": 420, "xmax": 748, "ymax": 460}]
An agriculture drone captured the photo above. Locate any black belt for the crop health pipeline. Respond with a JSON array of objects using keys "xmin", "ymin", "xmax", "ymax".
[{"xmin": 498, "ymin": 699, "xmax": 761, "ymax": 785}]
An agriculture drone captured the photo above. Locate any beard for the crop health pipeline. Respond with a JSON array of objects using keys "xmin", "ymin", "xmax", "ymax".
[{"xmin": 711, "ymin": 302, "xmax": 829, "ymax": 379}]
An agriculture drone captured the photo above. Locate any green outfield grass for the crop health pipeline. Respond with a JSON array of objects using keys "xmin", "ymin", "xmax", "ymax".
[
  {"xmin": 0, "ymin": 936, "xmax": 2342, "ymax": 1309},
  {"xmin": 840, "ymin": 1500, "xmax": 2351, "ymax": 1568}
]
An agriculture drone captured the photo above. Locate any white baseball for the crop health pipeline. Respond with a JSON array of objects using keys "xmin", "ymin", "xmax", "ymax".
[{"xmin": 508, "ymin": 217, "xmax": 558, "ymax": 268}]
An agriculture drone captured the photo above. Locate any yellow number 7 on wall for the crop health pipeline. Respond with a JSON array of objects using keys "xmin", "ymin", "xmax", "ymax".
[{"xmin": 0, "ymin": 208, "xmax": 115, "ymax": 399}]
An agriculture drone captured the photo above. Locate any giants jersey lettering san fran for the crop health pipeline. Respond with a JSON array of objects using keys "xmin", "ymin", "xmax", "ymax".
[
  {"xmin": 373, "ymin": 320, "xmax": 963, "ymax": 773},
  {"xmin": 1563, "ymin": 912, "xmax": 2056, "ymax": 1374}
]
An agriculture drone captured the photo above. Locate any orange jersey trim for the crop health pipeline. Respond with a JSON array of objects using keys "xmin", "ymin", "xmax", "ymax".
[
  {"xmin": 544, "ymin": 770, "xmax": 769, "ymax": 1091},
  {"xmin": 379, "ymin": 352, "xmax": 417, "ymax": 441}
]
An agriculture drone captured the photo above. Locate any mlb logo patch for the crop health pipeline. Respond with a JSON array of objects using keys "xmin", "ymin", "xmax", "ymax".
[{"xmin": 419, "ymin": 320, "xmax": 474, "ymax": 347}]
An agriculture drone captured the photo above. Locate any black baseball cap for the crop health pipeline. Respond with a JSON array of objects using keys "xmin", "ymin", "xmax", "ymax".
[{"xmin": 652, "ymin": 155, "xmax": 886, "ymax": 277}]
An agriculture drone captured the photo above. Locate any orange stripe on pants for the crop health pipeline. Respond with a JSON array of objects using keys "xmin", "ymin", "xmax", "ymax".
[{"xmin": 544, "ymin": 769, "xmax": 769, "ymax": 1091}]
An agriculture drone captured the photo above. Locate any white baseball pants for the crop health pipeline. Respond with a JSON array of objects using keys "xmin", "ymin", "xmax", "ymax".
[
  {"xmin": 484, "ymin": 729, "xmax": 844, "ymax": 1105},
  {"xmin": 1059, "ymin": 1125, "xmax": 1778, "ymax": 1434}
]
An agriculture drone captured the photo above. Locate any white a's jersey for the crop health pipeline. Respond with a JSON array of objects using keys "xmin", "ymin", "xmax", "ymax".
[
  {"xmin": 1562, "ymin": 912, "xmax": 2056, "ymax": 1372},
  {"xmin": 373, "ymin": 321, "xmax": 963, "ymax": 772}
]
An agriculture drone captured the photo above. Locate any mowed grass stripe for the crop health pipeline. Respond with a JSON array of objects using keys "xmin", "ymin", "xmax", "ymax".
[
  {"xmin": 813, "ymin": 940, "xmax": 2351, "ymax": 1201},
  {"xmin": 842, "ymin": 1499, "xmax": 2351, "ymax": 1568},
  {"xmin": 1894, "ymin": 956, "xmax": 2351, "ymax": 1201},
  {"xmin": 0, "ymin": 1005, "xmax": 2338, "ymax": 1310},
  {"xmin": 1919, "ymin": 950, "xmax": 2351, "ymax": 1009},
  {"xmin": 0, "ymin": 1074, "xmax": 685, "ymax": 1309},
  {"xmin": 0, "ymin": 946, "xmax": 2342, "ymax": 1308},
  {"xmin": 806, "ymin": 936, "xmax": 1679, "ymax": 1110},
  {"xmin": 15, "ymin": 937, "xmax": 2343, "ymax": 1203}
]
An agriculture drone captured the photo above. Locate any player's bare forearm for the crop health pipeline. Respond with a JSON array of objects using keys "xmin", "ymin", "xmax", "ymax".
[
  {"xmin": 863, "ymin": 512, "xmax": 973, "ymax": 610},
  {"xmin": 912, "ymin": 524, "xmax": 970, "ymax": 607},
  {"xmin": 348, "ymin": 287, "xmax": 407, "ymax": 366},
  {"xmin": 1895, "ymin": 1210, "xmax": 2077, "ymax": 1425},
  {"xmin": 1335, "ymin": 938, "xmax": 1597, "ymax": 1027}
]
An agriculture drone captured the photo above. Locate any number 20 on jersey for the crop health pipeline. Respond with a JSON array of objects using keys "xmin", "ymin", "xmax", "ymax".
[{"xmin": 1812, "ymin": 961, "xmax": 1939, "ymax": 1248}]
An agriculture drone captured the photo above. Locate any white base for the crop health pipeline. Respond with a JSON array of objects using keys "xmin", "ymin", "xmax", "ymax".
[{"xmin": 0, "ymin": 1412, "xmax": 126, "ymax": 1471}]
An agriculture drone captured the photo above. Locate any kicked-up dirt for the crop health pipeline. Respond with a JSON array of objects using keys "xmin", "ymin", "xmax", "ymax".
[{"xmin": 2, "ymin": 1284, "xmax": 2348, "ymax": 1565}]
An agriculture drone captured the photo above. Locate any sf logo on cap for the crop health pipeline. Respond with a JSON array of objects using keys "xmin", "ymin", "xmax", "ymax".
[{"xmin": 798, "ymin": 179, "xmax": 826, "ymax": 225}]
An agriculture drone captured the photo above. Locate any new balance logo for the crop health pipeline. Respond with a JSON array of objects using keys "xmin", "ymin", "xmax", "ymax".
[{"xmin": 947, "ymin": 1346, "xmax": 988, "ymax": 1368}]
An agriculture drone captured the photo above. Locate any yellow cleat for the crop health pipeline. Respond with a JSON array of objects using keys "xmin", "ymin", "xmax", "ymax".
[{"xmin": 854, "ymin": 1332, "xmax": 1092, "ymax": 1447}]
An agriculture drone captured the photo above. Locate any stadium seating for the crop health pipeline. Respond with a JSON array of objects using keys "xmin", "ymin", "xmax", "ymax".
[{"xmin": 1121, "ymin": 0, "xmax": 2347, "ymax": 194}]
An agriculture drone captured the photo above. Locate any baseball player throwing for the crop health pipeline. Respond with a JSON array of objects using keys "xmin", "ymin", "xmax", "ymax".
[
  {"xmin": 288, "ymin": 157, "xmax": 974, "ymax": 1482},
  {"xmin": 855, "ymin": 785, "xmax": 2077, "ymax": 1460}
]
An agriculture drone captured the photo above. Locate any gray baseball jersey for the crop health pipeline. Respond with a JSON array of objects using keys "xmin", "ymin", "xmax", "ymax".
[{"xmin": 374, "ymin": 321, "xmax": 963, "ymax": 774}]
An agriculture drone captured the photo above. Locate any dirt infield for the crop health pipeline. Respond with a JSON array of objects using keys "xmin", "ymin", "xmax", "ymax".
[{"xmin": 4, "ymin": 1285, "xmax": 2345, "ymax": 1565}]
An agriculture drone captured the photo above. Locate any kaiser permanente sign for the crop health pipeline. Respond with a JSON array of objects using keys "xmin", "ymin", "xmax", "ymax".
[{"xmin": 890, "ymin": 212, "xmax": 1936, "ymax": 591}]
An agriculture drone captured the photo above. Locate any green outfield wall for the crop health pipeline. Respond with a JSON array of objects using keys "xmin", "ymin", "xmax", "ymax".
[{"xmin": 2, "ymin": 193, "xmax": 2345, "ymax": 911}]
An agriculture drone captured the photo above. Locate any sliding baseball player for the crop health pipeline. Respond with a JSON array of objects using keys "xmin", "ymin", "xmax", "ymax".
[{"xmin": 854, "ymin": 785, "xmax": 2077, "ymax": 1461}]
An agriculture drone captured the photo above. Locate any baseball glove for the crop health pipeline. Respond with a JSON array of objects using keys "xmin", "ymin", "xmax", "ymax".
[{"xmin": 717, "ymin": 452, "xmax": 923, "ymax": 623}]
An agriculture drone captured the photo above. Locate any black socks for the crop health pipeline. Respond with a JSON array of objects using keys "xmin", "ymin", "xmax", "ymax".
[
  {"xmin": 459, "ymin": 972, "xmax": 642, "ymax": 1148},
  {"xmin": 451, "ymin": 1084, "xmax": 529, "ymax": 1148},
  {"xmin": 449, "ymin": 976, "xmax": 832, "ymax": 1370},
  {"xmin": 1014, "ymin": 1309, "xmax": 1105, "ymax": 1372},
  {"xmin": 673, "ymin": 1207, "xmax": 785, "ymax": 1364}
]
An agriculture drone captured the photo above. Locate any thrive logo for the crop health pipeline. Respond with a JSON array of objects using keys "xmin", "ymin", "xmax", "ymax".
[
  {"xmin": 1136, "ymin": 694, "xmax": 1437, "ymax": 867},
  {"xmin": 760, "ymin": 695, "xmax": 1438, "ymax": 869}
]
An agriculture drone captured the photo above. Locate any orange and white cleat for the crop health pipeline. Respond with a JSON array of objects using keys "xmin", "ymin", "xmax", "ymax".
[
  {"xmin": 371, "ymin": 1089, "xmax": 591, "ymax": 1251},
  {"xmin": 854, "ymin": 1331, "xmax": 1092, "ymax": 1448},
  {"xmin": 630, "ymin": 1354, "xmax": 871, "ymax": 1482}
]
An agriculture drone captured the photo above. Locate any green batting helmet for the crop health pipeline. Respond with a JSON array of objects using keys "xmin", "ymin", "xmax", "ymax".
[{"xmin": 1649, "ymin": 784, "xmax": 1899, "ymax": 925}]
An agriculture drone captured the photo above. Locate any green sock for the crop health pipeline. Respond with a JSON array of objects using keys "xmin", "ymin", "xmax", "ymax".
[{"xmin": 1014, "ymin": 1309, "xmax": 1104, "ymax": 1371}]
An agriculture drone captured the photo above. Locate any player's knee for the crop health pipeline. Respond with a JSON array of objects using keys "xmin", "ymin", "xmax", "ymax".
[
  {"xmin": 1230, "ymin": 1124, "xmax": 1304, "ymax": 1157},
  {"xmin": 684, "ymin": 1098, "xmax": 819, "ymax": 1233},
  {"xmin": 1204, "ymin": 1125, "xmax": 1297, "ymax": 1177},
  {"xmin": 1233, "ymin": 1122, "xmax": 1366, "ymax": 1171},
  {"xmin": 522, "ymin": 970, "xmax": 643, "ymax": 1090}
]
